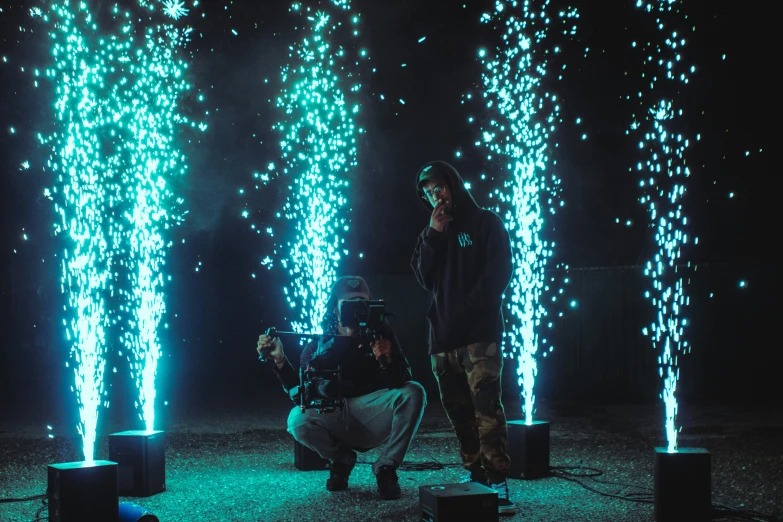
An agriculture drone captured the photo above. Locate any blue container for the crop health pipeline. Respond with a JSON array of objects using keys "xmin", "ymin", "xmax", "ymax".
[{"xmin": 119, "ymin": 502, "xmax": 159, "ymax": 522}]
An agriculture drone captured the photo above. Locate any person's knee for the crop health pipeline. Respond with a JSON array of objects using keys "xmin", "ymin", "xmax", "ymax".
[
  {"xmin": 430, "ymin": 355, "xmax": 446, "ymax": 377},
  {"xmin": 469, "ymin": 365, "xmax": 502, "ymax": 398},
  {"xmin": 401, "ymin": 381, "xmax": 427, "ymax": 408},
  {"xmin": 473, "ymin": 389, "xmax": 505, "ymax": 418},
  {"xmin": 287, "ymin": 407, "xmax": 314, "ymax": 441}
]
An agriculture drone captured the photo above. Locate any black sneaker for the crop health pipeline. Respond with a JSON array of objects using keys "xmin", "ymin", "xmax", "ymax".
[
  {"xmin": 489, "ymin": 480, "xmax": 517, "ymax": 516},
  {"xmin": 375, "ymin": 465, "xmax": 402, "ymax": 500},
  {"xmin": 459, "ymin": 468, "xmax": 488, "ymax": 486},
  {"xmin": 326, "ymin": 461, "xmax": 353, "ymax": 491}
]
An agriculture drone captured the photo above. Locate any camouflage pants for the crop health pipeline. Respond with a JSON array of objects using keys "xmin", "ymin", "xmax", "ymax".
[{"xmin": 431, "ymin": 342, "xmax": 510, "ymax": 482}]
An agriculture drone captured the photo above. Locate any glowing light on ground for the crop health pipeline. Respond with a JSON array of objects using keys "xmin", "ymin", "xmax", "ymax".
[
  {"xmin": 252, "ymin": 1, "xmax": 365, "ymax": 334},
  {"xmin": 630, "ymin": 0, "xmax": 697, "ymax": 452},
  {"xmin": 33, "ymin": 1, "xmax": 203, "ymax": 458},
  {"xmin": 470, "ymin": 0, "xmax": 578, "ymax": 425}
]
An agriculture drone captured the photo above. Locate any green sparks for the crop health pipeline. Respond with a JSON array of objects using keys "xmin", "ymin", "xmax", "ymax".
[
  {"xmin": 471, "ymin": 1, "xmax": 578, "ymax": 425},
  {"xmin": 34, "ymin": 0, "xmax": 204, "ymax": 459},
  {"xmin": 631, "ymin": 0, "xmax": 697, "ymax": 453},
  {"xmin": 252, "ymin": 1, "xmax": 366, "ymax": 334}
]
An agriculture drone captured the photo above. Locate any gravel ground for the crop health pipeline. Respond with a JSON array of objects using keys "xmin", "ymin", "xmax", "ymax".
[{"xmin": 1, "ymin": 397, "xmax": 781, "ymax": 522}]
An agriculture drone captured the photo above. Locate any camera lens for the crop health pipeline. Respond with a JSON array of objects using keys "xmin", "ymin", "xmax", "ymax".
[{"xmin": 316, "ymin": 379, "xmax": 338, "ymax": 399}]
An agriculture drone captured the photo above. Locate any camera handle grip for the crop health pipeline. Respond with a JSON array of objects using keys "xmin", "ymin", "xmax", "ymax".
[
  {"xmin": 372, "ymin": 332, "xmax": 390, "ymax": 371},
  {"xmin": 258, "ymin": 327, "xmax": 278, "ymax": 363}
]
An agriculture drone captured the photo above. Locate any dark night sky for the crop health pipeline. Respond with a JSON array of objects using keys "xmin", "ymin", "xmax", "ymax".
[{"xmin": 0, "ymin": 0, "xmax": 776, "ymax": 422}]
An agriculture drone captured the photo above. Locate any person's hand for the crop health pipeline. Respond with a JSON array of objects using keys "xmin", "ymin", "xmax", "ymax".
[
  {"xmin": 257, "ymin": 333, "xmax": 285, "ymax": 364},
  {"xmin": 429, "ymin": 198, "xmax": 453, "ymax": 232},
  {"xmin": 371, "ymin": 339, "xmax": 393, "ymax": 361}
]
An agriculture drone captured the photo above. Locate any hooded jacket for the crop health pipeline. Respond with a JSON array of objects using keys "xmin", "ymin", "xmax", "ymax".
[
  {"xmin": 272, "ymin": 326, "xmax": 412, "ymax": 401},
  {"xmin": 272, "ymin": 276, "xmax": 413, "ymax": 400},
  {"xmin": 410, "ymin": 161, "xmax": 513, "ymax": 354}
]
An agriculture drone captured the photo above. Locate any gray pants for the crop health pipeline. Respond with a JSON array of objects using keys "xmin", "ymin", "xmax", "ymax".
[{"xmin": 287, "ymin": 381, "xmax": 427, "ymax": 475}]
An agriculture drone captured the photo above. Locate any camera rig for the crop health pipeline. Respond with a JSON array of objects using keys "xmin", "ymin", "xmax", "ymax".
[
  {"xmin": 338, "ymin": 298, "xmax": 386, "ymax": 339},
  {"xmin": 258, "ymin": 299, "xmax": 390, "ymax": 413}
]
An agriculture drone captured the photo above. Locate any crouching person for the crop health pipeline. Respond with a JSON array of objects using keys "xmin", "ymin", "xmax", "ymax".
[{"xmin": 257, "ymin": 276, "xmax": 426, "ymax": 500}]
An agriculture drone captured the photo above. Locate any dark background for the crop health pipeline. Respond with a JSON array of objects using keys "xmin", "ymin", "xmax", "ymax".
[{"xmin": 0, "ymin": 0, "xmax": 776, "ymax": 437}]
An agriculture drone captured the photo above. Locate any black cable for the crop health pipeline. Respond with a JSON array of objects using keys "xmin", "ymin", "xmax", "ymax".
[
  {"xmin": 552, "ymin": 462, "xmax": 653, "ymax": 493},
  {"xmin": 402, "ymin": 442, "xmax": 462, "ymax": 471},
  {"xmin": 399, "ymin": 462, "xmax": 449, "ymax": 471},
  {"xmin": 36, "ymin": 493, "xmax": 49, "ymax": 522},
  {"xmin": 0, "ymin": 493, "xmax": 47, "ymax": 503},
  {"xmin": 548, "ymin": 462, "xmax": 780, "ymax": 522},
  {"xmin": 0, "ymin": 490, "xmax": 50, "ymax": 522},
  {"xmin": 711, "ymin": 502, "xmax": 781, "ymax": 522},
  {"xmin": 549, "ymin": 467, "xmax": 654, "ymax": 504},
  {"xmin": 711, "ymin": 510, "xmax": 764, "ymax": 522},
  {"xmin": 356, "ymin": 439, "xmax": 463, "ymax": 472},
  {"xmin": 550, "ymin": 463, "xmax": 603, "ymax": 478},
  {"xmin": 716, "ymin": 502, "xmax": 781, "ymax": 520},
  {"xmin": 357, "ymin": 459, "xmax": 458, "ymax": 471},
  {"xmin": 35, "ymin": 496, "xmax": 48, "ymax": 516}
]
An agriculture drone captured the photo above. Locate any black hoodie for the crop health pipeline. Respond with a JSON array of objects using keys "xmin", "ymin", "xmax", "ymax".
[
  {"xmin": 410, "ymin": 161, "xmax": 513, "ymax": 354},
  {"xmin": 272, "ymin": 326, "xmax": 413, "ymax": 401}
]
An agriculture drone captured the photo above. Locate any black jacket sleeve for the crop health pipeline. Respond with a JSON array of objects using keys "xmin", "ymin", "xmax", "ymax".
[
  {"xmin": 411, "ymin": 226, "xmax": 447, "ymax": 291},
  {"xmin": 275, "ymin": 330, "xmax": 413, "ymax": 400},
  {"xmin": 271, "ymin": 358, "xmax": 299, "ymax": 402},
  {"xmin": 384, "ymin": 327, "xmax": 413, "ymax": 388},
  {"xmin": 465, "ymin": 212, "xmax": 513, "ymax": 313},
  {"xmin": 271, "ymin": 341, "xmax": 318, "ymax": 403}
]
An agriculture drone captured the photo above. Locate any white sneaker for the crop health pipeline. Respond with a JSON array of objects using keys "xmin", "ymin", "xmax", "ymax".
[{"xmin": 490, "ymin": 480, "xmax": 517, "ymax": 516}]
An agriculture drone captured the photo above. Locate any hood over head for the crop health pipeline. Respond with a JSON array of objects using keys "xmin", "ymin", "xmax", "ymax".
[{"xmin": 415, "ymin": 160, "xmax": 480, "ymax": 215}]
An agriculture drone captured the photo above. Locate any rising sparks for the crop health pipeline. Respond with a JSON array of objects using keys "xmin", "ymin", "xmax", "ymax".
[
  {"xmin": 34, "ymin": 1, "xmax": 203, "ymax": 458},
  {"xmin": 630, "ymin": 0, "xmax": 697, "ymax": 452},
  {"xmin": 252, "ymin": 1, "xmax": 365, "ymax": 334},
  {"xmin": 469, "ymin": 0, "xmax": 577, "ymax": 425}
]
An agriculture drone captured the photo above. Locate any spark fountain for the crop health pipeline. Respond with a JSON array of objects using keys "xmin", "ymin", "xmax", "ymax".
[
  {"xmin": 249, "ymin": 0, "xmax": 366, "ymax": 334},
  {"xmin": 115, "ymin": 0, "xmax": 202, "ymax": 436},
  {"xmin": 467, "ymin": 0, "xmax": 578, "ymax": 479},
  {"xmin": 628, "ymin": 1, "xmax": 710, "ymax": 519},
  {"xmin": 33, "ymin": 0, "xmax": 203, "ymax": 513}
]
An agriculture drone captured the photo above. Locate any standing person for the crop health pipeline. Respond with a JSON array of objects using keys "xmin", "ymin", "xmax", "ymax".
[
  {"xmin": 257, "ymin": 276, "xmax": 426, "ymax": 500},
  {"xmin": 410, "ymin": 161, "xmax": 516, "ymax": 515}
]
